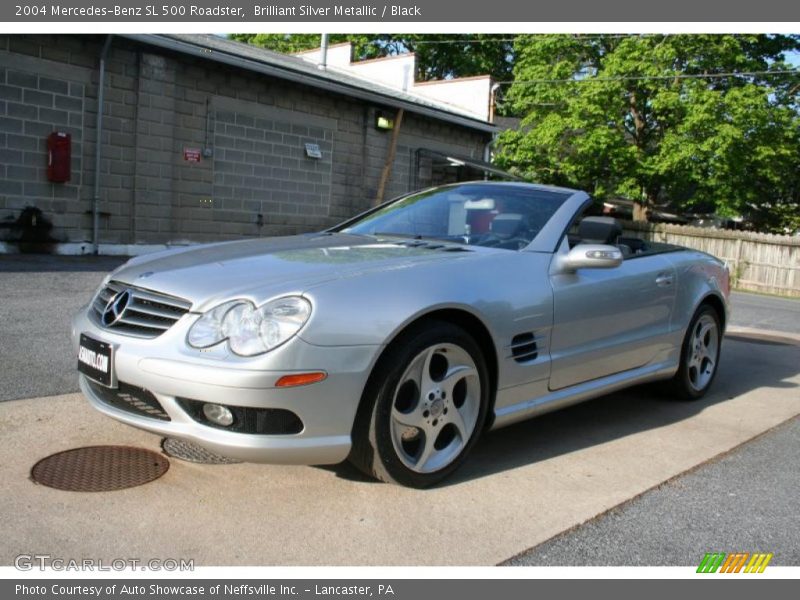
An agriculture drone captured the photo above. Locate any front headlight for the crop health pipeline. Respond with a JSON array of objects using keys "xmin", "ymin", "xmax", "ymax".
[{"xmin": 187, "ymin": 296, "xmax": 311, "ymax": 357}]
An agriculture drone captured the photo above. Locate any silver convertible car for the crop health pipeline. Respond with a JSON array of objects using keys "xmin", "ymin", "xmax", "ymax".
[{"xmin": 73, "ymin": 182, "xmax": 729, "ymax": 487}]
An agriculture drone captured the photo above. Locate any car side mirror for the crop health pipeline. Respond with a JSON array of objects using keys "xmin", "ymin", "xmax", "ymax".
[{"xmin": 558, "ymin": 244, "xmax": 623, "ymax": 272}]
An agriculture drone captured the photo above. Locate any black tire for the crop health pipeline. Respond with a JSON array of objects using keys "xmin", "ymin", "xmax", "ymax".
[
  {"xmin": 669, "ymin": 304, "xmax": 722, "ymax": 401},
  {"xmin": 349, "ymin": 320, "xmax": 490, "ymax": 488}
]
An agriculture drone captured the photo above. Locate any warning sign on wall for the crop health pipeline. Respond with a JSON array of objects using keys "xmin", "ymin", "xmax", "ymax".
[{"xmin": 184, "ymin": 147, "xmax": 202, "ymax": 162}]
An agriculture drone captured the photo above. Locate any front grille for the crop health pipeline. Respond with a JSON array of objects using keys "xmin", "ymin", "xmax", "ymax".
[
  {"xmin": 176, "ymin": 398, "xmax": 303, "ymax": 435},
  {"xmin": 90, "ymin": 281, "xmax": 191, "ymax": 338},
  {"xmin": 88, "ymin": 380, "xmax": 171, "ymax": 421}
]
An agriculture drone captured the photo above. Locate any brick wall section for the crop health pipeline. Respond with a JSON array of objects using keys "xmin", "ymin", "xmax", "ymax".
[
  {"xmin": 0, "ymin": 39, "xmax": 86, "ymax": 239},
  {"xmin": 132, "ymin": 52, "xmax": 179, "ymax": 244},
  {"xmin": 211, "ymin": 98, "xmax": 335, "ymax": 238},
  {"xmin": 0, "ymin": 34, "xmax": 490, "ymax": 247}
]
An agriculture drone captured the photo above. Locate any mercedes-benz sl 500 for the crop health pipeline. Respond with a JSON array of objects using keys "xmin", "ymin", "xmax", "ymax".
[{"xmin": 73, "ymin": 182, "xmax": 728, "ymax": 487}]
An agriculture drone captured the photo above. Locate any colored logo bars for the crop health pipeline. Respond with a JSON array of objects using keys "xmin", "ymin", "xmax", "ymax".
[{"xmin": 697, "ymin": 552, "xmax": 773, "ymax": 573}]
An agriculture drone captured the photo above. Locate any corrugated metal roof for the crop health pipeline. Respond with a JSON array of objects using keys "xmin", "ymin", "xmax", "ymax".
[{"xmin": 120, "ymin": 34, "xmax": 497, "ymax": 134}]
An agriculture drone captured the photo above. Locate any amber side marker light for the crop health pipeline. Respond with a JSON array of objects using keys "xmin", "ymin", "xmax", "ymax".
[{"xmin": 275, "ymin": 372, "xmax": 327, "ymax": 387}]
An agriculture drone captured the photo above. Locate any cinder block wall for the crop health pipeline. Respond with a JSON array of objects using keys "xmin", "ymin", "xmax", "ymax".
[{"xmin": 0, "ymin": 35, "xmax": 489, "ymax": 248}]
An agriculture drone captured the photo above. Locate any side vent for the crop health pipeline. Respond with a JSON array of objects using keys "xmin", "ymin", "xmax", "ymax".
[{"xmin": 510, "ymin": 332, "xmax": 538, "ymax": 363}]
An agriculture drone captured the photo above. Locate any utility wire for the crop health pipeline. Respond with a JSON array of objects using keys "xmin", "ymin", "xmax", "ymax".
[
  {"xmin": 494, "ymin": 69, "xmax": 800, "ymax": 85},
  {"xmin": 373, "ymin": 37, "xmax": 517, "ymax": 44},
  {"xmin": 358, "ymin": 34, "xmax": 647, "ymax": 45}
]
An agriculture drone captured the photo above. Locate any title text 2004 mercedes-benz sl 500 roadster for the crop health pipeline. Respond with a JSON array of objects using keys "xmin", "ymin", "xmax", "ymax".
[{"xmin": 73, "ymin": 182, "xmax": 729, "ymax": 487}]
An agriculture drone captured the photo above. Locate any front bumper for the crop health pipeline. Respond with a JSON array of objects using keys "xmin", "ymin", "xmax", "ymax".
[{"xmin": 72, "ymin": 307, "xmax": 381, "ymax": 465}]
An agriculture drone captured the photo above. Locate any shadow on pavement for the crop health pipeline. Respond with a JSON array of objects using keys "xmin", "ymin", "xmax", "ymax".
[
  {"xmin": 725, "ymin": 333, "xmax": 798, "ymax": 346},
  {"xmin": 0, "ymin": 254, "xmax": 128, "ymax": 273}
]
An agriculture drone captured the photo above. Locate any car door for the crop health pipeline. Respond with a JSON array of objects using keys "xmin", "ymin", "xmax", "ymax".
[{"xmin": 548, "ymin": 244, "xmax": 677, "ymax": 390}]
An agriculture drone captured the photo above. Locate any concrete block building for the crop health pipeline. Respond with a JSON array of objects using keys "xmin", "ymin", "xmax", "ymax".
[{"xmin": 0, "ymin": 34, "xmax": 496, "ymax": 254}]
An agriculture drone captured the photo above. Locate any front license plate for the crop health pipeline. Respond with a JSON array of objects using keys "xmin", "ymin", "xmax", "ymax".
[{"xmin": 77, "ymin": 334, "xmax": 114, "ymax": 387}]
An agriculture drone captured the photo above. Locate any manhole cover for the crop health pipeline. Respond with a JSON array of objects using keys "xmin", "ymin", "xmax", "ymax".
[
  {"xmin": 161, "ymin": 438, "xmax": 241, "ymax": 464},
  {"xmin": 31, "ymin": 446, "xmax": 169, "ymax": 492}
]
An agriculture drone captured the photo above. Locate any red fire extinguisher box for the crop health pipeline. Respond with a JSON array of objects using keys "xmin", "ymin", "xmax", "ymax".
[{"xmin": 47, "ymin": 131, "xmax": 71, "ymax": 183}]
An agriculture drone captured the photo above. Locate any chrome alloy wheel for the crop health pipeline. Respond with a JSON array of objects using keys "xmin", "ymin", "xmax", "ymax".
[
  {"xmin": 389, "ymin": 343, "xmax": 481, "ymax": 474},
  {"xmin": 687, "ymin": 313, "xmax": 719, "ymax": 392}
]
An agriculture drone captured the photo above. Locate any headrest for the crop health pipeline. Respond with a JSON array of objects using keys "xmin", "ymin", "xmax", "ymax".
[
  {"xmin": 578, "ymin": 216, "xmax": 622, "ymax": 244},
  {"xmin": 490, "ymin": 213, "xmax": 525, "ymax": 239}
]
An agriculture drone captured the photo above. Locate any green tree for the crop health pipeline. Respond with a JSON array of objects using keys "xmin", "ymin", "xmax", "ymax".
[
  {"xmin": 385, "ymin": 34, "xmax": 515, "ymax": 83},
  {"xmin": 229, "ymin": 33, "xmax": 379, "ymax": 60},
  {"xmin": 495, "ymin": 34, "xmax": 800, "ymax": 230},
  {"xmin": 229, "ymin": 34, "xmax": 515, "ymax": 83}
]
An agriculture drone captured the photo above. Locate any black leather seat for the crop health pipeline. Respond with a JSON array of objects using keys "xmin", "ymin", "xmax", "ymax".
[
  {"xmin": 578, "ymin": 216, "xmax": 631, "ymax": 256},
  {"xmin": 578, "ymin": 216, "xmax": 622, "ymax": 244},
  {"xmin": 488, "ymin": 213, "xmax": 530, "ymax": 250},
  {"xmin": 489, "ymin": 213, "xmax": 528, "ymax": 240},
  {"xmin": 491, "ymin": 213, "xmax": 526, "ymax": 239}
]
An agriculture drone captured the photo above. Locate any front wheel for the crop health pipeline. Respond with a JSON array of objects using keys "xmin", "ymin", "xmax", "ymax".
[
  {"xmin": 669, "ymin": 305, "xmax": 722, "ymax": 400},
  {"xmin": 349, "ymin": 321, "xmax": 490, "ymax": 487}
]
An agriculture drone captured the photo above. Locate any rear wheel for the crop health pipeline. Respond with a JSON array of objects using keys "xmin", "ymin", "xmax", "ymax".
[
  {"xmin": 670, "ymin": 305, "xmax": 722, "ymax": 400},
  {"xmin": 349, "ymin": 321, "xmax": 489, "ymax": 487}
]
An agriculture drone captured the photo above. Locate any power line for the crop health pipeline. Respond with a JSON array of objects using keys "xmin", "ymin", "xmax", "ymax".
[
  {"xmin": 495, "ymin": 69, "xmax": 800, "ymax": 85},
  {"xmin": 359, "ymin": 34, "xmax": 642, "ymax": 45},
  {"xmin": 374, "ymin": 37, "xmax": 516, "ymax": 44}
]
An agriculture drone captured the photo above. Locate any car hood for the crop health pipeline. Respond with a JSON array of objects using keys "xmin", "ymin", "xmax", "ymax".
[{"xmin": 110, "ymin": 233, "xmax": 477, "ymax": 310}]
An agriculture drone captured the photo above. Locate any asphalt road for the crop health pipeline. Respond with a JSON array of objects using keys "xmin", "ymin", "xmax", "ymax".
[
  {"xmin": 729, "ymin": 290, "xmax": 800, "ymax": 334},
  {"xmin": 504, "ymin": 416, "xmax": 800, "ymax": 566},
  {"xmin": 0, "ymin": 255, "xmax": 125, "ymax": 402}
]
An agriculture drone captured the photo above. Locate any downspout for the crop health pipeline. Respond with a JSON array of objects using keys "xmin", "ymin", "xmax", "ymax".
[
  {"xmin": 318, "ymin": 33, "xmax": 329, "ymax": 70},
  {"xmin": 483, "ymin": 132, "xmax": 497, "ymax": 163},
  {"xmin": 483, "ymin": 83, "xmax": 501, "ymax": 180},
  {"xmin": 483, "ymin": 132, "xmax": 497, "ymax": 181},
  {"xmin": 92, "ymin": 35, "xmax": 113, "ymax": 255},
  {"xmin": 488, "ymin": 82, "xmax": 501, "ymax": 124}
]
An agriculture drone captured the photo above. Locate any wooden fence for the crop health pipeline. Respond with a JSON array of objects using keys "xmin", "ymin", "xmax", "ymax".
[{"xmin": 621, "ymin": 221, "xmax": 800, "ymax": 297}]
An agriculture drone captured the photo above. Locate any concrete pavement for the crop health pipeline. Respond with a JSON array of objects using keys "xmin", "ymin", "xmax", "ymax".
[{"xmin": 1, "ymin": 332, "xmax": 797, "ymax": 566}]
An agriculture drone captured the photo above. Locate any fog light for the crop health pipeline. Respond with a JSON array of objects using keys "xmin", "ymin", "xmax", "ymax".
[{"xmin": 202, "ymin": 403, "xmax": 234, "ymax": 427}]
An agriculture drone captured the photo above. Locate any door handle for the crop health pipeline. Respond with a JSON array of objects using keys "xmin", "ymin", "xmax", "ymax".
[{"xmin": 655, "ymin": 273, "xmax": 674, "ymax": 287}]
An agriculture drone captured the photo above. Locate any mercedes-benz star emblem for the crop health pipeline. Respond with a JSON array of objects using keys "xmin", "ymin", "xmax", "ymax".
[{"xmin": 102, "ymin": 289, "xmax": 132, "ymax": 327}]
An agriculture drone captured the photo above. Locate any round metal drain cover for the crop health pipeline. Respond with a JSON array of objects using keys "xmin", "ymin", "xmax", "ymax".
[
  {"xmin": 31, "ymin": 446, "xmax": 169, "ymax": 492},
  {"xmin": 161, "ymin": 437, "xmax": 241, "ymax": 465}
]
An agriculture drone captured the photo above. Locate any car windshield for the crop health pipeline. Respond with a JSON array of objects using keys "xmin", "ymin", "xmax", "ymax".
[{"xmin": 338, "ymin": 183, "xmax": 571, "ymax": 250}]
